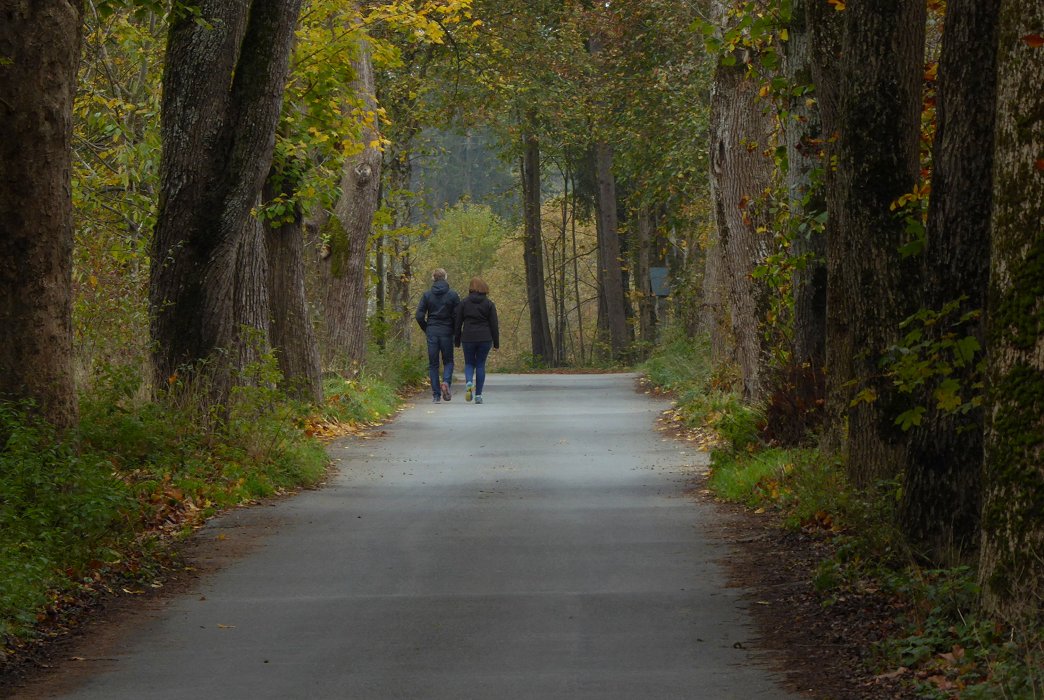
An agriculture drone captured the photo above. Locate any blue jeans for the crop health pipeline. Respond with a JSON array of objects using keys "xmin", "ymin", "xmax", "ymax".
[
  {"xmin": 427, "ymin": 332, "xmax": 454, "ymax": 397},
  {"xmin": 462, "ymin": 341, "xmax": 493, "ymax": 395}
]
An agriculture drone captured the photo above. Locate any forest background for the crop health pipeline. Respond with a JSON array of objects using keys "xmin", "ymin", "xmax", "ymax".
[{"xmin": 0, "ymin": 0, "xmax": 1041, "ymax": 696}]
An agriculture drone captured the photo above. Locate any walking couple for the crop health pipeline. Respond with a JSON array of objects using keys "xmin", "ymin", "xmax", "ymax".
[{"xmin": 415, "ymin": 268, "xmax": 500, "ymax": 405}]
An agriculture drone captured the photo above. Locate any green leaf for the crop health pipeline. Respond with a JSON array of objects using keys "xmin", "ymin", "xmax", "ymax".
[
  {"xmin": 851, "ymin": 388, "xmax": 877, "ymax": 407},
  {"xmin": 953, "ymin": 336, "xmax": 981, "ymax": 366},
  {"xmin": 934, "ymin": 379, "xmax": 963, "ymax": 412},
  {"xmin": 895, "ymin": 406, "xmax": 926, "ymax": 431}
]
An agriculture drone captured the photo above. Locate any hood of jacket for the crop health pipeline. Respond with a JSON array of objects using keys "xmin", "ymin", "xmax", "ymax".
[
  {"xmin": 431, "ymin": 279, "xmax": 450, "ymax": 295},
  {"xmin": 466, "ymin": 291, "xmax": 487, "ymax": 303}
]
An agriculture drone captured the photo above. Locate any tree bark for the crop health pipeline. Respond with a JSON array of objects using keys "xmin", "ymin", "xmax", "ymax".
[
  {"xmin": 978, "ymin": 0, "xmax": 1044, "ymax": 624},
  {"xmin": 806, "ymin": 0, "xmax": 845, "ymax": 450},
  {"xmin": 701, "ymin": 231, "xmax": 732, "ymax": 365},
  {"xmin": 0, "ymin": 0, "xmax": 82, "ymax": 429},
  {"xmin": 264, "ymin": 180, "xmax": 322, "ymax": 404},
  {"xmin": 826, "ymin": 0, "xmax": 926, "ymax": 487},
  {"xmin": 521, "ymin": 131, "xmax": 554, "ymax": 365},
  {"xmin": 709, "ymin": 56, "xmax": 775, "ymax": 402},
  {"xmin": 901, "ymin": 0, "xmax": 1000, "ymax": 566},
  {"xmin": 593, "ymin": 142, "xmax": 630, "ymax": 361},
  {"xmin": 150, "ymin": 0, "xmax": 301, "ymax": 404},
  {"xmin": 323, "ymin": 38, "xmax": 382, "ymax": 374},
  {"xmin": 556, "ymin": 172, "xmax": 569, "ymax": 365},
  {"xmin": 636, "ymin": 208, "xmax": 657, "ymax": 352},
  {"xmin": 785, "ymin": 0, "xmax": 827, "ymax": 373},
  {"xmin": 381, "ymin": 144, "xmax": 416, "ymax": 343}
]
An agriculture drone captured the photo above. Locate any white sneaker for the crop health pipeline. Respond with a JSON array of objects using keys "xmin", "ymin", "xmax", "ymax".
[{"xmin": 475, "ymin": 395, "xmax": 483, "ymax": 404}]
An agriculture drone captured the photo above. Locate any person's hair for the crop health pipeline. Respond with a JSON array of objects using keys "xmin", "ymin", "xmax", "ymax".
[
  {"xmin": 432, "ymin": 268, "xmax": 447, "ymax": 281},
  {"xmin": 469, "ymin": 277, "xmax": 489, "ymax": 294}
]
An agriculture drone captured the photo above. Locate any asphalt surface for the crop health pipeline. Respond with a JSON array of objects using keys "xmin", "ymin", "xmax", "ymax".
[{"xmin": 34, "ymin": 373, "xmax": 797, "ymax": 699}]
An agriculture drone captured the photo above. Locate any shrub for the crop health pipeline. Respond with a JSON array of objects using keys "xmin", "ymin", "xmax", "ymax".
[{"xmin": 0, "ymin": 403, "xmax": 132, "ymax": 638}]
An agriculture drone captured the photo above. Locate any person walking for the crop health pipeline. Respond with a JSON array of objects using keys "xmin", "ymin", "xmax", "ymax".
[
  {"xmin": 416, "ymin": 268, "xmax": 460, "ymax": 403},
  {"xmin": 454, "ymin": 277, "xmax": 499, "ymax": 404}
]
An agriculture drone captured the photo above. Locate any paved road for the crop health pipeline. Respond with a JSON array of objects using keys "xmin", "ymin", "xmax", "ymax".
[{"xmin": 30, "ymin": 373, "xmax": 797, "ymax": 699}]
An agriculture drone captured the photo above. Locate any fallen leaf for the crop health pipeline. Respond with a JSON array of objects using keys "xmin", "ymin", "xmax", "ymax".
[
  {"xmin": 874, "ymin": 667, "xmax": 908, "ymax": 681},
  {"xmin": 1021, "ymin": 33, "xmax": 1044, "ymax": 48}
]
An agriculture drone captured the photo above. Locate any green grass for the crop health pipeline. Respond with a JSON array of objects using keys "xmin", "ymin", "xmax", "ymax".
[{"xmin": 642, "ymin": 333, "xmax": 713, "ymax": 391}]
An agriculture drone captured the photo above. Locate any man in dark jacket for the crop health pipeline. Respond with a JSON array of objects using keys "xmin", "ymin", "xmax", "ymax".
[{"xmin": 415, "ymin": 268, "xmax": 460, "ymax": 403}]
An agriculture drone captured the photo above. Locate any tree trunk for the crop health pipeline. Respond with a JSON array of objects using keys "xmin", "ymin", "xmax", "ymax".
[
  {"xmin": 323, "ymin": 38, "xmax": 382, "ymax": 374},
  {"xmin": 701, "ymin": 232, "xmax": 732, "ymax": 365},
  {"xmin": 978, "ymin": 0, "xmax": 1044, "ymax": 624},
  {"xmin": 264, "ymin": 180, "xmax": 322, "ymax": 404},
  {"xmin": 382, "ymin": 145, "xmax": 416, "ymax": 343},
  {"xmin": 785, "ymin": 0, "xmax": 827, "ymax": 373},
  {"xmin": 521, "ymin": 131, "xmax": 554, "ymax": 364},
  {"xmin": 593, "ymin": 142, "xmax": 630, "ymax": 361},
  {"xmin": 709, "ymin": 56, "xmax": 775, "ymax": 402},
  {"xmin": 826, "ymin": 0, "xmax": 926, "ymax": 487},
  {"xmin": 901, "ymin": 0, "xmax": 1000, "ymax": 566},
  {"xmin": 0, "ymin": 1, "xmax": 82, "ymax": 429},
  {"xmin": 636, "ymin": 208, "xmax": 657, "ymax": 352},
  {"xmin": 806, "ymin": 0, "xmax": 845, "ymax": 449},
  {"xmin": 570, "ymin": 176, "xmax": 586, "ymax": 363},
  {"xmin": 149, "ymin": 0, "xmax": 301, "ymax": 404},
  {"xmin": 557, "ymin": 172, "xmax": 569, "ymax": 365}
]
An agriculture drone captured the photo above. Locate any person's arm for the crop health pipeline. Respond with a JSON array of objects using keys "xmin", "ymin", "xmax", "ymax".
[
  {"xmin": 415, "ymin": 292, "xmax": 428, "ymax": 331},
  {"xmin": 453, "ymin": 301, "xmax": 464, "ymax": 347},
  {"xmin": 489, "ymin": 301, "xmax": 499, "ymax": 349}
]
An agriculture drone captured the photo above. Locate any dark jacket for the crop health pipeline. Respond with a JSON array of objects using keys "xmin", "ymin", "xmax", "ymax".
[
  {"xmin": 454, "ymin": 292, "xmax": 499, "ymax": 348},
  {"xmin": 415, "ymin": 279, "xmax": 460, "ymax": 335}
]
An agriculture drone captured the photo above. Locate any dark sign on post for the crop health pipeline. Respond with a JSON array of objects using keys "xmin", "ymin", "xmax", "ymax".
[{"xmin": 649, "ymin": 267, "xmax": 670, "ymax": 297}]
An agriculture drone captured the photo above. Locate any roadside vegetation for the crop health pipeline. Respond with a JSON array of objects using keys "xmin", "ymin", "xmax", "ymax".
[
  {"xmin": 0, "ymin": 346, "xmax": 424, "ymax": 654},
  {"xmin": 643, "ymin": 334, "xmax": 1043, "ymax": 699}
]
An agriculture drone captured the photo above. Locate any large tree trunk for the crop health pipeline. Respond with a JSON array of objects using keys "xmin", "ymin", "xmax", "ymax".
[
  {"xmin": 785, "ymin": 0, "xmax": 827, "ymax": 373},
  {"xmin": 149, "ymin": 0, "xmax": 301, "ymax": 404},
  {"xmin": 709, "ymin": 56, "xmax": 775, "ymax": 402},
  {"xmin": 593, "ymin": 142, "xmax": 630, "ymax": 361},
  {"xmin": 264, "ymin": 180, "xmax": 322, "ymax": 404},
  {"xmin": 700, "ymin": 232, "xmax": 732, "ymax": 365},
  {"xmin": 323, "ymin": 38, "xmax": 382, "ymax": 374},
  {"xmin": 901, "ymin": 0, "xmax": 999, "ymax": 566},
  {"xmin": 978, "ymin": 0, "xmax": 1044, "ymax": 625},
  {"xmin": 826, "ymin": 0, "xmax": 926, "ymax": 487},
  {"xmin": 521, "ymin": 131, "xmax": 554, "ymax": 364},
  {"xmin": 0, "ymin": 1, "xmax": 82, "ymax": 429},
  {"xmin": 807, "ymin": 0, "xmax": 845, "ymax": 451}
]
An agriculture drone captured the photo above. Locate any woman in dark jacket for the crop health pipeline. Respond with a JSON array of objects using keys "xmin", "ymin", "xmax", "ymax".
[{"xmin": 454, "ymin": 277, "xmax": 499, "ymax": 404}]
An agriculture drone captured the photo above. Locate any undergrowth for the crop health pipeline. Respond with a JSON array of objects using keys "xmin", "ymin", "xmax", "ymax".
[
  {"xmin": 1, "ymin": 344, "xmax": 422, "ymax": 649},
  {"xmin": 641, "ymin": 331, "xmax": 1043, "ymax": 699}
]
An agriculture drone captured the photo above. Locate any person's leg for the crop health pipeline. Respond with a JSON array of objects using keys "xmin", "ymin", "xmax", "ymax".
[
  {"xmin": 462, "ymin": 342, "xmax": 478, "ymax": 401},
  {"xmin": 462, "ymin": 342, "xmax": 477, "ymax": 385},
  {"xmin": 426, "ymin": 333, "xmax": 441, "ymax": 399},
  {"xmin": 438, "ymin": 334, "xmax": 454, "ymax": 399},
  {"xmin": 473, "ymin": 341, "xmax": 493, "ymax": 396}
]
